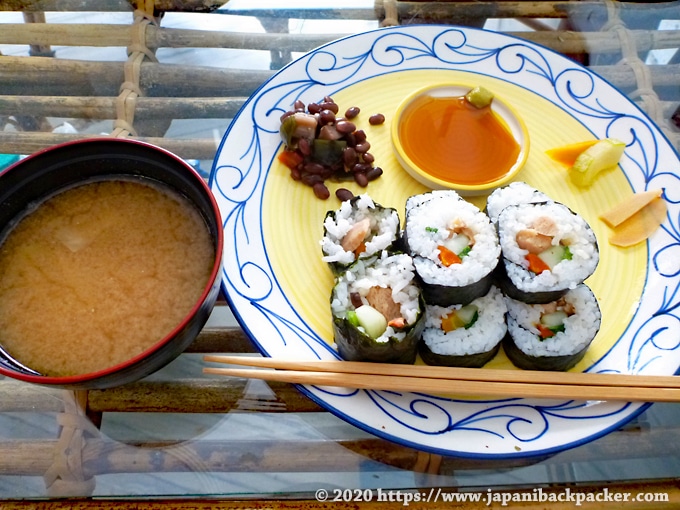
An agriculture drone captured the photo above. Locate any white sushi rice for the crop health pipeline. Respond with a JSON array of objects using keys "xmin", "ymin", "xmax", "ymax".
[
  {"xmin": 486, "ymin": 181, "xmax": 551, "ymax": 225},
  {"xmin": 321, "ymin": 194, "xmax": 400, "ymax": 264},
  {"xmin": 498, "ymin": 202, "xmax": 599, "ymax": 292},
  {"xmin": 330, "ymin": 252, "xmax": 421, "ymax": 343},
  {"xmin": 422, "ymin": 286, "xmax": 507, "ymax": 355},
  {"xmin": 405, "ymin": 191, "xmax": 500, "ymax": 286},
  {"xmin": 505, "ymin": 284, "xmax": 600, "ymax": 357}
]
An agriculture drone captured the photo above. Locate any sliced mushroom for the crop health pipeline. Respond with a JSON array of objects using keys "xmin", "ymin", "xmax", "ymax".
[
  {"xmin": 366, "ymin": 286, "xmax": 401, "ymax": 322},
  {"xmin": 516, "ymin": 229, "xmax": 553, "ymax": 254},
  {"xmin": 340, "ymin": 217, "xmax": 371, "ymax": 253}
]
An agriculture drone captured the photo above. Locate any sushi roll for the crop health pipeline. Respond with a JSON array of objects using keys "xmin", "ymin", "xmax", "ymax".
[
  {"xmin": 503, "ymin": 284, "xmax": 601, "ymax": 371},
  {"xmin": 330, "ymin": 252, "xmax": 425, "ymax": 364},
  {"xmin": 403, "ymin": 190, "xmax": 500, "ymax": 306},
  {"xmin": 495, "ymin": 201, "xmax": 599, "ymax": 304},
  {"xmin": 420, "ymin": 286, "xmax": 507, "ymax": 368},
  {"xmin": 321, "ymin": 194, "xmax": 400, "ymax": 274},
  {"xmin": 486, "ymin": 182, "xmax": 551, "ymax": 226}
]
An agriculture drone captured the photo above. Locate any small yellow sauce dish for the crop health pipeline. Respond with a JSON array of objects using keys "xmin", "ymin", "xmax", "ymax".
[{"xmin": 391, "ymin": 84, "xmax": 530, "ymax": 196}]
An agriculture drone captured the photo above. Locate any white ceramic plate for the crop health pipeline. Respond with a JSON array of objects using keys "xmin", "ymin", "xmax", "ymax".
[{"xmin": 210, "ymin": 25, "xmax": 680, "ymax": 458}]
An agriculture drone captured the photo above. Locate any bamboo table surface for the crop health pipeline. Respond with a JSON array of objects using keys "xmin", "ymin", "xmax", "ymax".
[{"xmin": 1, "ymin": 1, "xmax": 680, "ymax": 508}]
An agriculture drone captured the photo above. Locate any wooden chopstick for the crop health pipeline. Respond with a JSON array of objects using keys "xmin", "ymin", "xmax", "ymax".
[{"xmin": 202, "ymin": 355, "xmax": 680, "ymax": 402}]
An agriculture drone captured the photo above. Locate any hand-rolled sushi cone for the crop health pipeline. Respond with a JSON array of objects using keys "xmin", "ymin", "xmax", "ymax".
[
  {"xmin": 503, "ymin": 284, "xmax": 601, "ymax": 371},
  {"xmin": 321, "ymin": 194, "xmax": 401, "ymax": 275},
  {"xmin": 330, "ymin": 252, "xmax": 425, "ymax": 364},
  {"xmin": 420, "ymin": 286, "xmax": 507, "ymax": 368},
  {"xmin": 403, "ymin": 191, "xmax": 501, "ymax": 307},
  {"xmin": 496, "ymin": 201, "xmax": 599, "ymax": 304}
]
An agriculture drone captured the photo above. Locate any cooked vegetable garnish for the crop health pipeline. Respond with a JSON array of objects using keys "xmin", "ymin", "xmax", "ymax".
[
  {"xmin": 600, "ymin": 189, "xmax": 663, "ymax": 228},
  {"xmin": 569, "ymin": 138, "xmax": 625, "ymax": 187},
  {"xmin": 464, "ymin": 86, "xmax": 494, "ymax": 109},
  {"xmin": 279, "ymin": 96, "xmax": 384, "ymax": 199}
]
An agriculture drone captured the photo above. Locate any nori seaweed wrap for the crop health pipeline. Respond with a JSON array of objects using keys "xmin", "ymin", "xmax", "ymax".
[
  {"xmin": 420, "ymin": 286, "xmax": 506, "ymax": 368},
  {"xmin": 503, "ymin": 284, "xmax": 601, "ymax": 371},
  {"xmin": 321, "ymin": 194, "xmax": 400, "ymax": 275},
  {"xmin": 485, "ymin": 181, "xmax": 551, "ymax": 227},
  {"xmin": 330, "ymin": 252, "xmax": 425, "ymax": 364},
  {"xmin": 495, "ymin": 201, "xmax": 599, "ymax": 304},
  {"xmin": 403, "ymin": 191, "xmax": 500, "ymax": 306}
]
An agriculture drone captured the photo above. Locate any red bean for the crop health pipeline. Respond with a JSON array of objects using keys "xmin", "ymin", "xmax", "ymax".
[
  {"xmin": 335, "ymin": 188, "xmax": 354, "ymax": 202},
  {"xmin": 350, "ymin": 292, "xmax": 363, "ymax": 308},
  {"xmin": 307, "ymin": 102, "xmax": 322, "ymax": 115},
  {"xmin": 335, "ymin": 119, "xmax": 356, "ymax": 134},
  {"xmin": 294, "ymin": 99, "xmax": 306, "ymax": 111},
  {"xmin": 313, "ymin": 182, "xmax": 330, "ymax": 199},
  {"xmin": 369, "ymin": 113, "xmax": 385, "ymax": 125},
  {"xmin": 352, "ymin": 162, "xmax": 371, "ymax": 174},
  {"xmin": 290, "ymin": 167, "xmax": 301, "ymax": 181},
  {"xmin": 343, "ymin": 147, "xmax": 358, "ymax": 167},
  {"xmin": 345, "ymin": 106, "xmax": 360, "ymax": 119},
  {"xmin": 354, "ymin": 172, "xmax": 369, "ymax": 187},
  {"xmin": 366, "ymin": 166, "xmax": 383, "ymax": 181},
  {"xmin": 361, "ymin": 152, "xmax": 374, "ymax": 164},
  {"xmin": 355, "ymin": 141, "xmax": 371, "ymax": 153},
  {"xmin": 280, "ymin": 110, "xmax": 294, "ymax": 122},
  {"xmin": 320, "ymin": 101, "xmax": 339, "ymax": 114},
  {"xmin": 301, "ymin": 173, "xmax": 323, "ymax": 186},
  {"xmin": 354, "ymin": 130, "xmax": 367, "ymax": 143},
  {"xmin": 303, "ymin": 162, "xmax": 325, "ymax": 175},
  {"xmin": 319, "ymin": 109, "xmax": 336, "ymax": 125}
]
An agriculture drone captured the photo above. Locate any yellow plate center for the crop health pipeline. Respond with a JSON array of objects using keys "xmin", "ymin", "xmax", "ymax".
[{"xmin": 262, "ymin": 69, "xmax": 646, "ymax": 372}]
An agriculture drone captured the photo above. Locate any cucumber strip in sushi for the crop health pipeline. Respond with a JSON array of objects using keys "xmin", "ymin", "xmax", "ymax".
[
  {"xmin": 403, "ymin": 191, "xmax": 500, "ymax": 306},
  {"xmin": 496, "ymin": 201, "xmax": 599, "ymax": 304},
  {"xmin": 321, "ymin": 194, "xmax": 400, "ymax": 275},
  {"xmin": 420, "ymin": 286, "xmax": 507, "ymax": 368},
  {"xmin": 503, "ymin": 284, "xmax": 601, "ymax": 371},
  {"xmin": 485, "ymin": 182, "xmax": 551, "ymax": 226},
  {"xmin": 330, "ymin": 252, "xmax": 425, "ymax": 363}
]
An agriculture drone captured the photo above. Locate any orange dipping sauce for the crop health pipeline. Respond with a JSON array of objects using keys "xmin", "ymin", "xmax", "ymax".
[{"xmin": 398, "ymin": 94, "xmax": 520, "ymax": 185}]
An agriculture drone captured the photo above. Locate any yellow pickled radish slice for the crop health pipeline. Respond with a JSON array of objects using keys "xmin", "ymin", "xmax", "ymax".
[
  {"xmin": 608, "ymin": 197, "xmax": 667, "ymax": 247},
  {"xmin": 600, "ymin": 189, "xmax": 664, "ymax": 228}
]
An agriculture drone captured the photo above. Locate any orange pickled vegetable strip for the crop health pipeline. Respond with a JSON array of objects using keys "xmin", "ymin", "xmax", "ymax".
[
  {"xmin": 609, "ymin": 197, "xmax": 667, "ymax": 247},
  {"xmin": 600, "ymin": 189, "xmax": 663, "ymax": 228},
  {"xmin": 441, "ymin": 312, "xmax": 464, "ymax": 333},
  {"xmin": 545, "ymin": 140, "xmax": 599, "ymax": 167},
  {"xmin": 526, "ymin": 253, "xmax": 550, "ymax": 274},
  {"xmin": 536, "ymin": 323, "xmax": 556, "ymax": 339},
  {"xmin": 438, "ymin": 245, "xmax": 462, "ymax": 266}
]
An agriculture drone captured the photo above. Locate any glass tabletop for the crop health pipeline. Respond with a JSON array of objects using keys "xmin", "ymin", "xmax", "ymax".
[{"xmin": 1, "ymin": 0, "xmax": 679, "ymax": 506}]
